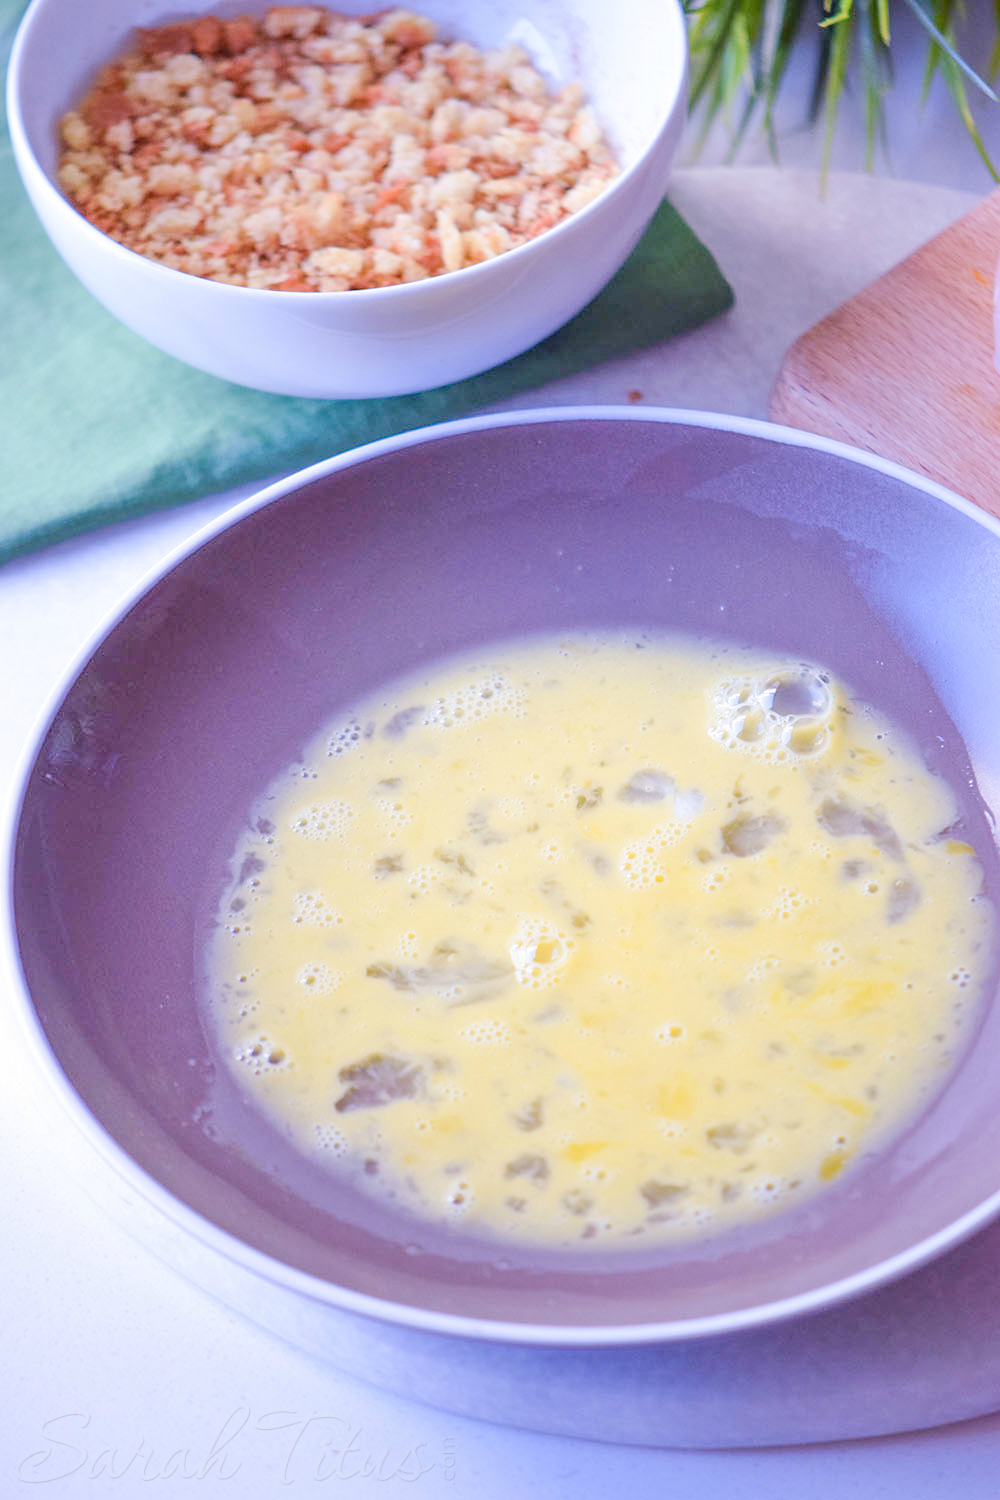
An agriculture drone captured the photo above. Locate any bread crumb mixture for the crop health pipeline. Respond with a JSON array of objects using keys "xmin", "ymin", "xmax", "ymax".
[{"xmin": 57, "ymin": 6, "xmax": 619, "ymax": 291}]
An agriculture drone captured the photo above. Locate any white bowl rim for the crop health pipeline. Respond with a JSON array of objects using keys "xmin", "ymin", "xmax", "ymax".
[
  {"xmin": 6, "ymin": 404, "xmax": 1000, "ymax": 1350},
  {"xmin": 5, "ymin": 0, "xmax": 689, "ymax": 302}
]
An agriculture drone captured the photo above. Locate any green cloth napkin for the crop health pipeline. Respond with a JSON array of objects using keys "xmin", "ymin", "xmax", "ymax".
[{"xmin": 1, "ymin": 1, "xmax": 732, "ymax": 568}]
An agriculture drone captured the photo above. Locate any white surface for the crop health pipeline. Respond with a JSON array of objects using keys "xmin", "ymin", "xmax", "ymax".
[
  {"xmin": 6, "ymin": 0, "xmax": 685, "ymax": 397},
  {"xmin": 6, "ymin": 161, "xmax": 1000, "ymax": 1494}
]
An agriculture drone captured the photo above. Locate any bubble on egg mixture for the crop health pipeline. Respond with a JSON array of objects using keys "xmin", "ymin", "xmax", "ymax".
[
  {"xmin": 620, "ymin": 823, "xmax": 684, "ymax": 889},
  {"xmin": 291, "ymin": 891, "xmax": 342, "ymax": 927},
  {"xmin": 297, "ymin": 962, "xmax": 341, "ymax": 995},
  {"xmin": 745, "ymin": 955, "xmax": 782, "ymax": 983},
  {"xmin": 398, "ymin": 929, "xmax": 420, "ymax": 959},
  {"xmin": 407, "ymin": 864, "xmax": 446, "ymax": 895},
  {"xmin": 314, "ymin": 1122, "xmax": 349, "ymax": 1155},
  {"xmin": 749, "ymin": 1176, "xmax": 795, "ymax": 1206},
  {"xmin": 711, "ymin": 664, "xmax": 835, "ymax": 762},
  {"xmin": 422, "ymin": 674, "xmax": 526, "ymax": 730},
  {"xmin": 291, "ymin": 799, "xmax": 355, "ymax": 841},
  {"xmin": 764, "ymin": 887, "xmax": 811, "ymax": 922},
  {"xmin": 817, "ymin": 941, "xmax": 847, "ymax": 968},
  {"xmin": 444, "ymin": 1179, "xmax": 475, "ymax": 1215},
  {"xmin": 327, "ymin": 718, "xmax": 365, "ymax": 757},
  {"xmin": 235, "ymin": 1036, "xmax": 291, "ymax": 1075},
  {"xmin": 375, "ymin": 796, "xmax": 413, "ymax": 831},
  {"xmin": 458, "ymin": 1017, "xmax": 513, "ymax": 1046},
  {"xmin": 509, "ymin": 917, "xmax": 575, "ymax": 988}
]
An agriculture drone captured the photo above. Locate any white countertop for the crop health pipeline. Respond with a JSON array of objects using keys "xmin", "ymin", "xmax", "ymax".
[{"xmin": 5, "ymin": 151, "xmax": 1000, "ymax": 1496}]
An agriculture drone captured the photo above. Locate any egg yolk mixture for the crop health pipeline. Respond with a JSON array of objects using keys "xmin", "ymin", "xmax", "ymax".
[{"xmin": 206, "ymin": 634, "xmax": 992, "ymax": 1247}]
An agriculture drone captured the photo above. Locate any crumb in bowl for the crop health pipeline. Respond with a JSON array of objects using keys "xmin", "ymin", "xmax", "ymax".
[{"xmin": 56, "ymin": 6, "xmax": 620, "ymax": 292}]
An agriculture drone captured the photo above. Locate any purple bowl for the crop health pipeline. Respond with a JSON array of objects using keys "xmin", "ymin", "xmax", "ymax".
[{"xmin": 8, "ymin": 409, "xmax": 1000, "ymax": 1382}]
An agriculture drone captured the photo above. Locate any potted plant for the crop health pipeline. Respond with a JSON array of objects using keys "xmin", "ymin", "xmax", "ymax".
[{"xmin": 686, "ymin": 0, "xmax": 1000, "ymax": 175}]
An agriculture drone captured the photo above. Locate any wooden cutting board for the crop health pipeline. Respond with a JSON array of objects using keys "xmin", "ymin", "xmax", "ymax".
[{"xmin": 769, "ymin": 186, "xmax": 1000, "ymax": 519}]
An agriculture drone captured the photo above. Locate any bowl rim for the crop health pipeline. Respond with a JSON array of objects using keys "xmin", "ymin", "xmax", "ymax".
[
  {"xmin": 7, "ymin": 404, "xmax": 1000, "ymax": 1350},
  {"xmin": 5, "ymin": 0, "xmax": 689, "ymax": 302}
]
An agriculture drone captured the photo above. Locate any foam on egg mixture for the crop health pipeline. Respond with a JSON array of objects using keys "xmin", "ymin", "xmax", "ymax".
[{"xmin": 206, "ymin": 634, "xmax": 993, "ymax": 1247}]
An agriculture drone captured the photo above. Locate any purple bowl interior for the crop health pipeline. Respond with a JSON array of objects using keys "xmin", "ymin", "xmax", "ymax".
[{"xmin": 13, "ymin": 414, "xmax": 1000, "ymax": 1330}]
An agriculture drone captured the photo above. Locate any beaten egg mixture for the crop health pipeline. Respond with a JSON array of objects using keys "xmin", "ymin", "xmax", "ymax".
[{"xmin": 207, "ymin": 635, "xmax": 992, "ymax": 1246}]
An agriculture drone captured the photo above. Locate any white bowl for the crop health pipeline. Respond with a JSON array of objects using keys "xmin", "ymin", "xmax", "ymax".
[{"xmin": 6, "ymin": 0, "xmax": 687, "ymax": 398}]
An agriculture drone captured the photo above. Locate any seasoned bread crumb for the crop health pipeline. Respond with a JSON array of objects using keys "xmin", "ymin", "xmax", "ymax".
[{"xmin": 58, "ymin": 7, "xmax": 619, "ymax": 291}]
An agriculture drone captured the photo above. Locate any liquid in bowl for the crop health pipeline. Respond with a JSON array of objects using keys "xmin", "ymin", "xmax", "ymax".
[{"xmin": 205, "ymin": 629, "xmax": 994, "ymax": 1252}]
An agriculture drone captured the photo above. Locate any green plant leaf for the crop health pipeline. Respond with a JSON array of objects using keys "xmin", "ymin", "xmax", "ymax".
[
  {"xmin": 687, "ymin": 0, "xmax": 746, "ymax": 109},
  {"xmin": 875, "ymin": 0, "xmax": 891, "ymax": 46},
  {"xmin": 762, "ymin": 0, "xmax": 812, "ymax": 149},
  {"xmin": 684, "ymin": 0, "xmax": 1000, "ymax": 177},
  {"xmin": 821, "ymin": 5, "xmax": 852, "ymax": 178},
  {"xmin": 859, "ymin": 4, "xmax": 892, "ymax": 169},
  {"xmin": 937, "ymin": 47, "xmax": 1000, "ymax": 179},
  {"xmin": 901, "ymin": 0, "xmax": 999, "ymax": 99}
]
